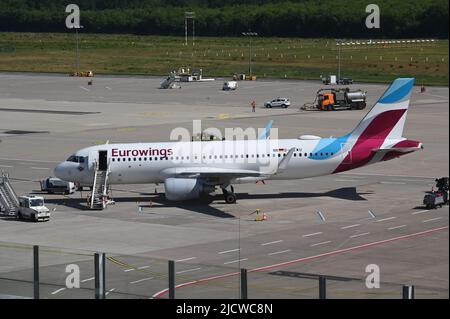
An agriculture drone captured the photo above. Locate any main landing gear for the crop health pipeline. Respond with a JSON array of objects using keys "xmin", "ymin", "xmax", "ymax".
[{"xmin": 222, "ymin": 185, "xmax": 236, "ymax": 204}]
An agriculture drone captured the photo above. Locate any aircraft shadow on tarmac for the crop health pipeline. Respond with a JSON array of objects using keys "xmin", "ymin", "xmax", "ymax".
[{"xmin": 43, "ymin": 187, "xmax": 369, "ymax": 219}]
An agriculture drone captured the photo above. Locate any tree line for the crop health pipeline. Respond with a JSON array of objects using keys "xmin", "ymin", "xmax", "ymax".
[{"xmin": 0, "ymin": 0, "xmax": 447, "ymax": 38}]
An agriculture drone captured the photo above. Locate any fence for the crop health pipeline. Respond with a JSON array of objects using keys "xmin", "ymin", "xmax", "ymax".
[{"xmin": 0, "ymin": 242, "xmax": 447, "ymax": 299}]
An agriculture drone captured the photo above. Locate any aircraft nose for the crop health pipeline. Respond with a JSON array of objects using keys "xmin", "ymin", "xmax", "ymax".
[{"xmin": 54, "ymin": 162, "xmax": 71, "ymax": 181}]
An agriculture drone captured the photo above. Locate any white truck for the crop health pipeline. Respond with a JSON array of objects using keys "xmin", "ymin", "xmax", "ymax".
[
  {"xmin": 17, "ymin": 195, "xmax": 51, "ymax": 222},
  {"xmin": 40, "ymin": 177, "xmax": 76, "ymax": 195},
  {"xmin": 223, "ymin": 81, "xmax": 238, "ymax": 91}
]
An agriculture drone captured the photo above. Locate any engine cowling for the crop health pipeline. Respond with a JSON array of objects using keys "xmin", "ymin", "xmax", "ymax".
[{"xmin": 164, "ymin": 178, "xmax": 211, "ymax": 201}]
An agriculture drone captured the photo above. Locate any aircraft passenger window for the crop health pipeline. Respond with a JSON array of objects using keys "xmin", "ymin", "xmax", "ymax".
[
  {"xmin": 251, "ymin": 154, "xmax": 254, "ymax": 158},
  {"xmin": 320, "ymin": 153, "xmax": 323, "ymax": 156},
  {"xmin": 326, "ymin": 153, "xmax": 329, "ymax": 156},
  {"xmin": 181, "ymin": 157, "xmax": 184, "ymax": 160},
  {"xmin": 144, "ymin": 157, "xmax": 147, "ymax": 161},
  {"xmin": 214, "ymin": 155, "xmax": 217, "ymax": 159},
  {"xmin": 304, "ymin": 153, "xmax": 308, "ymax": 157},
  {"xmin": 315, "ymin": 153, "xmax": 318, "ymax": 156},
  {"xmin": 278, "ymin": 154, "xmax": 281, "ymax": 157},
  {"xmin": 128, "ymin": 158, "xmax": 131, "ymax": 161},
  {"xmin": 139, "ymin": 158, "xmax": 141, "ymax": 161},
  {"xmin": 256, "ymin": 154, "xmax": 259, "ymax": 158},
  {"xmin": 294, "ymin": 153, "xmax": 297, "ymax": 157},
  {"xmin": 246, "ymin": 154, "xmax": 249, "ymax": 158},
  {"xmin": 133, "ymin": 158, "xmax": 136, "ymax": 161},
  {"xmin": 112, "ymin": 158, "xmax": 115, "ymax": 162},
  {"xmin": 186, "ymin": 156, "xmax": 189, "ymax": 160}
]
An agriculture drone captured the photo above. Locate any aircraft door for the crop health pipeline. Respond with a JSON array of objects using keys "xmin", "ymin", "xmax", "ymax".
[{"xmin": 98, "ymin": 150, "xmax": 108, "ymax": 171}]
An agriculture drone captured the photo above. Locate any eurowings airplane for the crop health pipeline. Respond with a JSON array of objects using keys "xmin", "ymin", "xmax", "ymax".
[{"xmin": 55, "ymin": 78, "xmax": 422, "ymax": 204}]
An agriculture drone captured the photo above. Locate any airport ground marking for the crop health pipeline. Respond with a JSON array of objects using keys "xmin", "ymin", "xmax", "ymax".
[
  {"xmin": 302, "ymin": 232, "xmax": 322, "ymax": 238},
  {"xmin": 223, "ymin": 258, "xmax": 248, "ymax": 265},
  {"xmin": 380, "ymin": 181, "xmax": 406, "ymax": 185},
  {"xmin": 51, "ymin": 288, "xmax": 66, "ymax": 295},
  {"xmin": 268, "ymin": 250, "xmax": 292, "ymax": 256},
  {"xmin": 350, "ymin": 232, "xmax": 371, "ymax": 238},
  {"xmin": 334, "ymin": 179, "xmax": 361, "ymax": 183},
  {"xmin": 218, "ymin": 248, "xmax": 240, "ymax": 254},
  {"xmin": 261, "ymin": 240, "xmax": 283, "ymax": 246},
  {"xmin": 81, "ymin": 277, "xmax": 95, "ymax": 283},
  {"xmin": 105, "ymin": 288, "xmax": 115, "ymax": 296},
  {"xmin": 423, "ymin": 217, "xmax": 443, "ymax": 223},
  {"xmin": 176, "ymin": 268, "xmax": 202, "ymax": 275},
  {"xmin": 310, "ymin": 241, "xmax": 332, "ymax": 247},
  {"xmin": 388, "ymin": 225, "xmax": 407, "ymax": 230},
  {"xmin": 341, "ymin": 224, "xmax": 360, "ymax": 230},
  {"xmin": 130, "ymin": 277, "xmax": 153, "ymax": 284},
  {"xmin": 375, "ymin": 217, "xmax": 397, "ymax": 223},
  {"xmin": 79, "ymin": 86, "xmax": 90, "ymax": 92},
  {"xmin": 0, "ymin": 165, "xmax": 13, "ymax": 168},
  {"xmin": 30, "ymin": 167, "xmax": 50, "ymax": 170},
  {"xmin": 175, "ymin": 257, "xmax": 197, "ymax": 262},
  {"xmin": 138, "ymin": 266, "xmax": 150, "ymax": 270},
  {"xmin": 0, "ymin": 157, "xmax": 59, "ymax": 163},
  {"xmin": 152, "ymin": 226, "xmax": 449, "ymax": 299},
  {"xmin": 412, "ymin": 210, "xmax": 430, "ymax": 215}
]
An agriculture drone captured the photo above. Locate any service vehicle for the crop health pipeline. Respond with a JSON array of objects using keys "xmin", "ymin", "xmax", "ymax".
[
  {"xmin": 264, "ymin": 97, "xmax": 291, "ymax": 108},
  {"xmin": 223, "ymin": 81, "xmax": 238, "ymax": 91},
  {"xmin": 40, "ymin": 177, "xmax": 76, "ymax": 194}
]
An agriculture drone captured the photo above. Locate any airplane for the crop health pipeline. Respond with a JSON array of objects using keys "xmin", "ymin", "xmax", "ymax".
[{"xmin": 54, "ymin": 78, "xmax": 423, "ymax": 204}]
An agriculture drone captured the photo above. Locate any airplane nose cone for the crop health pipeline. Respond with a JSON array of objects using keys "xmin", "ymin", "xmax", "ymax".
[{"xmin": 54, "ymin": 163, "xmax": 69, "ymax": 181}]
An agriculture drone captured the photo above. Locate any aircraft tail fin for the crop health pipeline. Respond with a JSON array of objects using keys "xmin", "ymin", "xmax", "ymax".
[{"xmin": 349, "ymin": 78, "xmax": 415, "ymax": 141}]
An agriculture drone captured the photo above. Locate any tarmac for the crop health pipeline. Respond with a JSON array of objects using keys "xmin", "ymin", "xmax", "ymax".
[{"xmin": 0, "ymin": 73, "xmax": 448, "ymax": 299}]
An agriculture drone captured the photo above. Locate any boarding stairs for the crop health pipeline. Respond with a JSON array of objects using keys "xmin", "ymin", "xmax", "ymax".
[
  {"xmin": 0, "ymin": 172, "xmax": 19, "ymax": 216},
  {"xmin": 89, "ymin": 163, "xmax": 110, "ymax": 210}
]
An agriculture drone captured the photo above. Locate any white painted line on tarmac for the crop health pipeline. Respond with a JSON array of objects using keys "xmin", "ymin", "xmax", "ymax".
[
  {"xmin": 0, "ymin": 165, "xmax": 13, "ymax": 168},
  {"xmin": 375, "ymin": 217, "xmax": 397, "ymax": 223},
  {"xmin": 350, "ymin": 232, "xmax": 371, "ymax": 238},
  {"xmin": 105, "ymin": 86, "xmax": 112, "ymax": 90},
  {"xmin": 79, "ymin": 86, "xmax": 90, "ymax": 92},
  {"xmin": 0, "ymin": 157, "xmax": 59, "ymax": 164},
  {"xmin": 261, "ymin": 240, "xmax": 283, "ymax": 246},
  {"xmin": 380, "ymin": 181, "xmax": 406, "ymax": 185},
  {"xmin": 388, "ymin": 225, "xmax": 407, "ymax": 230},
  {"xmin": 105, "ymin": 288, "xmax": 115, "ymax": 296},
  {"xmin": 175, "ymin": 257, "xmax": 197, "ymax": 262},
  {"xmin": 423, "ymin": 217, "xmax": 443, "ymax": 223},
  {"xmin": 268, "ymin": 250, "xmax": 292, "ymax": 256},
  {"xmin": 302, "ymin": 232, "xmax": 322, "ymax": 238},
  {"xmin": 124, "ymin": 268, "xmax": 135, "ymax": 272},
  {"xmin": 310, "ymin": 241, "xmax": 332, "ymax": 247},
  {"xmin": 412, "ymin": 210, "xmax": 430, "ymax": 215},
  {"xmin": 218, "ymin": 248, "xmax": 240, "ymax": 254},
  {"xmin": 137, "ymin": 266, "xmax": 150, "ymax": 270},
  {"xmin": 30, "ymin": 167, "xmax": 50, "ymax": 170},
  {"xmin": 51, "ymin": 288, "xmax": 66, "ymax": 295},
  {"xmin": 341, "ymin": 224, "xmax": 360, "ymax": 230},
  {"xmin": 176, "ymin": 268, "xmax": 202, "ymax": 275},
  {"xmin": 130, "ymin": 277, "xmax": 153, "ymax": 284},
  {"xmin": 224, "ymin": 258, "xmax": 248, "ymax": 265},
  {"xmin": 81, "ymin": 277, "xmax": 95, "ymax": 283},
  {"xmin": 334, "ymin": 179, "xmax": 360, "ymax": 182}
]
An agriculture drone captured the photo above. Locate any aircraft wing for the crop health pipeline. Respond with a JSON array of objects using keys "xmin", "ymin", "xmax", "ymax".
[
  {"xmin": 160, "ymin": 148, "xmax": 295, "ymax": 180},
  {"xmin": 161, "ymin": 167, "xmax": 265, "ymax": 178}
]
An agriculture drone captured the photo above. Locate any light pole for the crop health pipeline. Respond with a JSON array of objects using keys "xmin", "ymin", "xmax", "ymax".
[
  {"xmin": 75, "ymin": 25, "xmax": 84, "ymax": 73},
  {"xmin": 185, "ymin": 12, "xmax": 195, "ymax": 46},
  {"xmin": 242, "ymin": 32, "xmax": 258, "ymax": 77},
  {"xmin": 336, "ymin": 39, "xmax": 343, "ymax": 82}
]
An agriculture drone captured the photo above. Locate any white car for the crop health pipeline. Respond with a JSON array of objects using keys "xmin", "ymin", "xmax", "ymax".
[{"xmin": 264, "ymin": 97, "xmax": 291, "ymax": 108}]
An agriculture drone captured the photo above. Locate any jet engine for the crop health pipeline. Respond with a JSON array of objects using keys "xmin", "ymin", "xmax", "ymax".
[{"xmin": 164, "ymin": 178, "xmax": 214, "ymax": 201}]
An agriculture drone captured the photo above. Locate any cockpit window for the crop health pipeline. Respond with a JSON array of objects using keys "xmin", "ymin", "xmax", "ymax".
[{"xmin": 66, "ymin": 155, "xmax": 85, "ymax": 163}]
